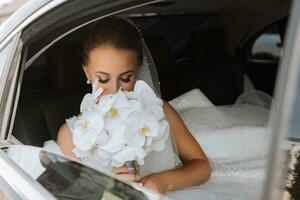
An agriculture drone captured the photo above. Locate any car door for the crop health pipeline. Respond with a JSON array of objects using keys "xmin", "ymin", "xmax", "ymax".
[
  {"xmin": 0, "ymin": 147, "xmax": 56, "ymax": 199},
  {"xmin": 262, "ymin": 0, "xmax": 300, "ymax": 199},
  {"xmin": 1, "ymin": 0, "xmax": 298, "ymax": 199},
  {"xmin": 0, "ymin": 32, "xmax": 23, "ymax": 145}
]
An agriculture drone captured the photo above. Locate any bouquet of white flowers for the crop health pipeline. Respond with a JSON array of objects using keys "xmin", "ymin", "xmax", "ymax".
[{"xmin": 67, "ymin": 80, "xmax": 169, "ymax": 169}]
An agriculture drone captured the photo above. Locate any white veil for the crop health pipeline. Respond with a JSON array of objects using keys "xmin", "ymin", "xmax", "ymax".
[{"xmin": 121, "ymin": 16, "xmax": 182, "ymax": 176}]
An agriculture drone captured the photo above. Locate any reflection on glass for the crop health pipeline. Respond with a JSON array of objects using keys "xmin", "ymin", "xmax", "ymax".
[{"xmin": 2, "ymin": 146, "xmax": 149, "ymax": 200}]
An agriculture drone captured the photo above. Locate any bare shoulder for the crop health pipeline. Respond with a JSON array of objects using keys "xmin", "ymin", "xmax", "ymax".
[
  {"xmin": 162, "ymin": 100, "xmax": 177, "ymax": 116},
  {"xmin": 162, "ymin": 100, "xmax": 182, "ymax": 123}
]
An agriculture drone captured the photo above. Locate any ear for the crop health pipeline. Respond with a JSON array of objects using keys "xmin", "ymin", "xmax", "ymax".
[{"xmin": 82, "ymin": 65, "xmax": 91, "ymax": 80}]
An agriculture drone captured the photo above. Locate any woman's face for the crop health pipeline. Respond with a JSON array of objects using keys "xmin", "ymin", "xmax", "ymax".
[{"xmin": 83, "ymin": 45, "xmax": 138, "ymax": 95}]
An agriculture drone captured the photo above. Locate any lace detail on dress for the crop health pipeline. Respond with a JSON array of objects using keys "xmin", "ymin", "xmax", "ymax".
[{"xmin": 169, "ymin": 88, "xmax": 213, "ymax": 111}]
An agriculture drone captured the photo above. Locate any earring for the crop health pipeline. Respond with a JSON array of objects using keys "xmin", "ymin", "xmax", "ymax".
[{"xmin": 87, "ymin": 79, "xmax": 91, "ymax": 84}]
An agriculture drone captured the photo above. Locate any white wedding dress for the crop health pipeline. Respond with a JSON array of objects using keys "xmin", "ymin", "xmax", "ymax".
[
  {"xmin": 166, "ymin": 89, "xmax": 271, "ymax": 200},
  {"xmin": 42, "ymin": 87, "xmax": 271, "ymax": 200}
]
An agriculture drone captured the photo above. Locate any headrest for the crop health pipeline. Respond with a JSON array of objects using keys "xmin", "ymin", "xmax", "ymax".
[
  {"xmin": 46, "ymin": 41, "xmax": 89, "ymax": 92},
  {"xmin": 188, "ymin": 28, "xmax": 226, "ymax": 66}
]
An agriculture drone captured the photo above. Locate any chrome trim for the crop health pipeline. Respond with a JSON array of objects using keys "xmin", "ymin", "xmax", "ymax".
[
  {"xmin": 0, "ymin": 33, "xmax": 21, "ymax": 141},
  {"xmin": 6, "ymin": 47, "xmax": 27, "ymax": 141},
  {"xmin": 263, "ymin": 0, "xmax": 300, "ymax": 199},
  {"xmin": 25, "ymin": 0, "xmax": 163, "ymax": 68},
  {"xmin": 0, "ymin": 149, "xmax": 56, "ymax": 200},
  {"xmin": 0, "ymin": 175, "xmax": 22, "ymax": 200},
  {"xmin": 0, "ymin": 36, "xmax": 23, "ymax": 139},
  {"xmin": 0, "ymin": 0, "xmax": 67, "ymax": 51},
  {"xmin": 1, "ymin": 39, "xmax": 23, "ymax": 140}
]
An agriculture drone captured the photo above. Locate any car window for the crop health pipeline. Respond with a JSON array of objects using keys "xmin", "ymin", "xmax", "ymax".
[
  {"xmin": 0, "ymin": 40, "xmax": 14, "ymax": 84},
  {"xmin": 251, "ymin": 25, "xmax": 282, "ymax": 62},
  {"xmin": 2, "ymin": 145, "xmax": 157, "ymax": 200},
  {"xmin": 288, "ymin": 79, "xmax": 300, "ymax": 141}
]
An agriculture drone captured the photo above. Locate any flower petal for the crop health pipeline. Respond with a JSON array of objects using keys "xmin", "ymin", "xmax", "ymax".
[
  {"xmin": 80, "ymin": 94, "xmax": 94, "ymax": 112},
  {"xmin": 111, "ymin": 147, "xmax": 135, "ymax": 167},
  {"xmin": 72, "ymin": 147, "xmax": 92, "ymax": 158},
  {"xmin": 100, "ymin": 126, "xmax": 126, "ymax": 153},
  {"xmin": 73, "ymin": 128, "xmax": 97, "ymax": 151}
]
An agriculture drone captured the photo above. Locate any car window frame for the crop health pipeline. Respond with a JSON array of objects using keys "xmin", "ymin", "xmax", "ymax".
[
  {"xmin": 6, "ymin": 0, "xmax": 161, "ymax": 142},
  {"xmin": 0, "ymin": 33, "xmax": 24, "ymax": 142},
  {"xmin": 6, "ymin": 0, "xmax": 297, "ymax": 199},
  {"xmin": 236, "ymin": 17, "xmax": 287, "ymax": 64},
  {"xmin": 251, "ymin": 28, "xmax": 282, "ymax": 62},
  {"xmin": 0, "ymin": 148, "xmax": 56, "ymax": 199},
  {"xmin": 262, "ymin": 0, "xmax": 300, "ymax": 199},
  {"xmin": 0, "ymin": 175, "xmax": 23, "ymax": 200}
]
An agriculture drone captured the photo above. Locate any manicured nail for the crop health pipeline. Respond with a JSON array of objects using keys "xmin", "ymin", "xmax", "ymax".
[{"xmin": 128, "ymin": 167, "xmax": 134, "ymax": 171}]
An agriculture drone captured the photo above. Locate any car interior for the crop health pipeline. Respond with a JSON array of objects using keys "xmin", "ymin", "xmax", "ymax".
[
  {"xmin": 0, "ymin": 1, "xmax": 294, "ymax": 199},
  {"xmin": 11, "ymin": 0, "xmax": 291, "ymax": 151}
]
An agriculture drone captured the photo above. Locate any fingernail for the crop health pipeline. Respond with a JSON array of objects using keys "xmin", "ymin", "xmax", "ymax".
[{"xmin": 127, "ymin": 167, "xmax": 134, "ymax": 171}]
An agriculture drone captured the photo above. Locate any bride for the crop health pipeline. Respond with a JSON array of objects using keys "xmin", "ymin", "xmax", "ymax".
[{"xmin": 55, "ymin": 16, "xmax": 211, "ymax": 194}]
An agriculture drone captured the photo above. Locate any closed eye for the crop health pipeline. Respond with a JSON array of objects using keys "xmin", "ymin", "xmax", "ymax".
[
  {"xmin": 98, "ymin": 79, "xmax": 109, "ymax": 83},
  {"xmin": 120, "ymin": 74, "xmax": 133, "ymax": 83},
  {"xmin": 121, "ymin": 78, "xmax": 131, "ymax": 83}
]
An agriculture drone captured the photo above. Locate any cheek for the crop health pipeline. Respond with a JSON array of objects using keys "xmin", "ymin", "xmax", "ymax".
[
  {"xmin": 120, "ymin": 75, "xmax": 137, "ymax": 91},
  {"xmin": 120, "ymin": 81, "xmax": 135, "ymax": 91}
]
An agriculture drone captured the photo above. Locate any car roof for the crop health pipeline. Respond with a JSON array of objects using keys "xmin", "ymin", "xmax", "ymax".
[
  {"xmin": 0, "ymin": 0, "xmax": 59, "ymax": 47},
  {"xmin": 0, "ymin": 0, "xmax": 291, "ymax": 54}
]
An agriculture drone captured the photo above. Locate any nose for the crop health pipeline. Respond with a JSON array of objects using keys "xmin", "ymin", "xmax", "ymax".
[{"xmin": 110, "ymin": 80, "xmax": 120, "ymax": 94}]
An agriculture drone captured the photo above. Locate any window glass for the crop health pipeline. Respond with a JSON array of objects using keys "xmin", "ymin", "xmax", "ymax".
[
  {"xmin": 0, "ymin": 41, "xmax": 14, "ymax": 80},
  {"xmin": 252, "ymin": 25, "xmax": 282, "ymax": 62},
  {"xmin": 288, "ymin": 79, "xmax": 300, "ymax": 141},
  {"xmin": 2, "ymin": 146, "xmax": 152, "ymax": 200}
]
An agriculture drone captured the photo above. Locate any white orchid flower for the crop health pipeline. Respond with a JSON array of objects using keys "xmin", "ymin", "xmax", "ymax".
[
  {"xmin": 111, "ymin": 146, "xmax": 136, "ymax": 167},
  {"xmin": 72, "ymin": 147, "xmax": 92, "ymax": 159},
  {"xmin": 80, "ymin": 81, "xmax": 103, "ymax": 112},
  {"xmin": 111, "ymin": 145, "xmax": 147, "ymax": 167},
  {"xmin": 132, "ymin": 80, "xmax": 165, "ymax": 120},
  {"xmin": 72, "ymin": 111, "xmax": 104, "ymax": 151},
  {"xmin": 144, "ymin": 119, "xmax": 169, "ymax": 152},
  {"xmin": 70, "ymin": 80, "xmax": 170, "ymax": 169},
  {"xmin": 100, "ymin": 90, "xmax": 136, "ymax": 131},
  {"xmin": 96, "ymin": 148, "xmax": 112, "ymax": 166},
  {"xmin": 125, "ymin": 109, "xmax": 160, "ymax": 149},
  {"xmin": 99, "ymin": 125, "xmax": 126, "ymax": 153}
]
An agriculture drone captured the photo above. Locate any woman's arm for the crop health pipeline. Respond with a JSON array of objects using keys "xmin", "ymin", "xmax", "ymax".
[
  {"xmin": 56, "ymin": 123, "xmax": 78, "ymax": 159},
  {"xmin": 140, "ymin": 101, "xmax": 211, "ymax": 193}
]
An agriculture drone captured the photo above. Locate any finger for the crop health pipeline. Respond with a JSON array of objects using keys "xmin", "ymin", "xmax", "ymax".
[
  {"xmin": 136, "ymin": 166, "xmax": 141, "ymax": 174},
  {"xmin": 139, "ymin": 176, "xmax": 148, "ymax": 184},
  {"xmin": 134, "ymin": 160, "xmax": 140, "ymax": 166},
  {"xmin": 117, "ymin": 174, "xmax": 141, "ymax": 182},
  {"xmin": 134, "ymin": 161, "xmax": 141, "ymax": 173},
  {"xmin": 112, "ymin": 166, "xmax": 130, "ymax": 174}
]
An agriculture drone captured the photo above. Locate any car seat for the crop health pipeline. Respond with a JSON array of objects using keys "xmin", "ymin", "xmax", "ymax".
[{"xmin": 177, "ymin": 28, "xmax": 244, "ymax": 105}]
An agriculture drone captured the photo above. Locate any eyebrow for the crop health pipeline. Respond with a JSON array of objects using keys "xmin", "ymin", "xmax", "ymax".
[{"xmin": 95, "ymin": 70, "xmax": 134, "ymax": 76}]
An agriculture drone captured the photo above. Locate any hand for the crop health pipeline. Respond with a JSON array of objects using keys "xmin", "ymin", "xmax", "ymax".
[
  {"xmin": 111, "ymin": 161, "xmax": 141, "ymax": 182},
  {"xmin": 139, "ymin": 173, "xmax": 169, "ymax": 194}
]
